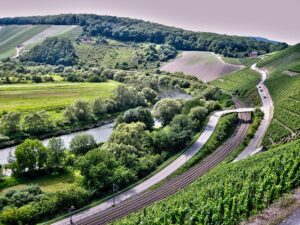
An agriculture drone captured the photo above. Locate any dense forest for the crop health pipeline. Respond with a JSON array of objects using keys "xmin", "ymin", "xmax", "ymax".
[{"xmin": 0, "ymin": 14, "xmax": 288, "ymax": 57}]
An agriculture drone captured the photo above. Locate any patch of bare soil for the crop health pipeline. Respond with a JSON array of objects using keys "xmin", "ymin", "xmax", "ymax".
[
  {"xmin": 161, "ymin": 51, "xmax": 242, "ymax": 82},
  {"xmin": 240, "ymin": 188, "xmax": 300, "ymax": 225}
]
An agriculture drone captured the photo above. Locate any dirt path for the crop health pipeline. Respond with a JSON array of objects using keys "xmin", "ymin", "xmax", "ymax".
[{"xmin": 274, "ymin": 119, "xmax": 296, "ymax": 137}]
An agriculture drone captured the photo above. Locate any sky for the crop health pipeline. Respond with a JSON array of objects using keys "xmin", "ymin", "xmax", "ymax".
[{"xmin": 0, "ymin": 0, "xmax": 299, "ymax": 45}]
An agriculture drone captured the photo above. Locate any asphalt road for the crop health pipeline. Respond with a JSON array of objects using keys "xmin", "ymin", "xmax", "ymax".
[
  {"xmin": 53, "ymin": 108, "xmax": 254, "ymax": 225},
  {"xmin": 279, "ymin": 208, "xmax": 300, "ymax": 225},
  {"xmin": 234, "ymin": 64, "xmax": 274, "ymax": 161}
]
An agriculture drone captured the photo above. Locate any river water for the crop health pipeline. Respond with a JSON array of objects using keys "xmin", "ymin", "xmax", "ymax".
[{"xmin": 0, "ymin": 87, "xmax": 191, "ymax": 165}]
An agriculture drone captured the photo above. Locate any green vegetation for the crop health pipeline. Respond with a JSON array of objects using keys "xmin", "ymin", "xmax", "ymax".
[
  {"xmin": 114, "ymin": 139, "xmax": 300, "ymax": 225},
  {"xmin": 1, "ymin": 13, "xmax": 291, "ymax": 225},
  {"xmin": 225, "ymin": 108, "xmax": 264, "ymax": 162},
  {"xmin": 258, "ymin": 44, "xmax": 300, "ymax": 145},
  {"xmin": 55, "ymin": 26, "xmax": 83, "ymax": 41},
  {"xmin": 0, "ymin": 81, "xmax": 119, "ymax": 117},
  {"xmin": 76, "ymin": 42, "xmax": 176, "ymax": 69},
  {"xmin": 75, "ymin": 43, "xmax": 139, "ymax": 68},
  {"xmin": 0, "ymin": 14, "xmax": 287, "ymax": 57},
  {"xmin": 288, "ymin": 63, "xmax": 300, "ymax": 73},
  {"xmin": 211, "ymin": 68, "xmax": 261, "ymax": 106},
  {"xmin": 0, "ymin": 25, "xmax": 50, "ymax": 59},
  {"xmin": 0, "ymin": 171, "xmax": 80, "ymax": 194},
  {"xmin": 21, "ymin": 37, "xmax": 78, "ymax": 66},
  {"xmin": 257, "ymin": 44, "xmax": 300, "ymax": 69},
  {"xmin": 222, "ymin": 56, "xmax": 260, "ymax": 66},
  {"xmin": 172, "ymin": 113, "xmax": 238, "ymax": 177}
]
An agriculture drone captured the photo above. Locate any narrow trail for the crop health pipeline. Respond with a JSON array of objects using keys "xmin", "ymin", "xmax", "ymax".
[
  {"xmin": 234, "ymin": 64, "xmax": 274, "ymax": 161},
  {"xmin": 53, "ymin": 107, "xmax": 253, "ymax": 225}
]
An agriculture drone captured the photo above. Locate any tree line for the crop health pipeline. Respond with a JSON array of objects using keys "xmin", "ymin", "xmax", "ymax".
[{"xmin": 0, "ymin": 14, "xmax": 288, "ymax": 57}]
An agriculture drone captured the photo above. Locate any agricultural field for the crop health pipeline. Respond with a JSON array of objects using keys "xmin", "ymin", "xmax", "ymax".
[
  {"xmin": 259, "ymin": 44, "xmax": 300, "ymax": 145},
  {"xmin": 0, "ymin": 25, "xmax": 50, "ymax": 59},
  {"xmin": 161, "ymin": 51, "xmax": 243, "ymax": 82},
  {"xmin": 211, "ymin": 68, "xmax": 261, "ymax": 106},
  {"xmin": 114, "ymin": 139, "xmax": 300, "ymax": 225},
  {"xmin": 0, "ymin": 81, "xmax": 119, "ymax": 119},
  {"xmin": 0, "ymin": 25, "xmax": 82, "ymax": 59},
  {"xmin": 22, "ymin": 25, "xmax": 82, "ymax": 48}
]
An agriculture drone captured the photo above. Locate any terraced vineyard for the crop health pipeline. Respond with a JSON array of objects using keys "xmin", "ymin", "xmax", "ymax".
[
  {"xmin": 259, "ymin": 44, "xmax": 300, "ymax": 145},
  {"xmin": 0, "ymin": 25, "xmax": 81, "ymax": 59},
  {"xmin": 22, "ymin": 25, "xmax": 82, "ymax": 48},
  {"xmin": 0, "ymin": 25, "xmax": 50, "ymax": 58},
  {"xmin": 211, "ymin": 68, "xmax": 261, "ymax": 106},
  {"xmin": 114, "ymin": 139, "xmax": 300, "ymax": 225}
]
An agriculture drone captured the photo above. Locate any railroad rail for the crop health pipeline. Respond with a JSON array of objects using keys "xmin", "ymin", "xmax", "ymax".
[{"xmin": 74, "ymin": 105, "xmax": 251, "ymax": 225}]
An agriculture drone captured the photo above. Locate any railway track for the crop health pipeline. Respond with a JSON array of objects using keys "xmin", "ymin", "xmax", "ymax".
[{"xmin": 75, "ymin": 104, "xmax": 251, "ymax": 225}]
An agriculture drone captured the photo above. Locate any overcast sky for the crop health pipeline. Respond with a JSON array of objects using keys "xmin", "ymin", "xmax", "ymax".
[{"xmin": 0, "ymin": 0, "xmax": 299, "ymax": 44}]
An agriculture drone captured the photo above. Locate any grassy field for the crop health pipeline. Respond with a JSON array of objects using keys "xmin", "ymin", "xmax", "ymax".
[
  {"xmin": 211, "ymin": 68, "xmax": 261, "ymax": 106},
  {"xmin": 0, "ymin": 172, "xmax": 82, "ymax": 195},
  {"xmin": 161, "ymin": 51, "xmax": 242, "ymax": 82},
  {"xmin": 258, "ymin": 44, "xmax": 300, "ymax": 145},
  {"xmin": 0, "ymin": 25, "xmax": 50, "ymax": 59},
  {"xmin": 288, "ymin": 63, "xmax": 300, "ymax": 73},
  {"xmin": 222, "ymin": 56, "xmax": 260, "ymax": 66},
  {"xmin": 0, "ymin": 81, "xmax": 119, "ymax": 118}
]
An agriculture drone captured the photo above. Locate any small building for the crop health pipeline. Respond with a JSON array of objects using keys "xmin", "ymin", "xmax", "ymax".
[{"xmin": 248, "ymin": 51, "xmax": 258, "ymax": 57}]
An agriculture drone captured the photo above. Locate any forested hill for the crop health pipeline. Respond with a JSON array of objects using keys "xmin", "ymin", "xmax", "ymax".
[{"xmin": 0, "ymin": 14, "xmax": 288, "ymax": 57}]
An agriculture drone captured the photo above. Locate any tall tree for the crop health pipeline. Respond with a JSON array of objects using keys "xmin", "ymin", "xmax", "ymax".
[
  {"xmin": 0, "ymin": 112, "xmax": 21, "ymax": 136},
  {"xmin": 13, "ymin": 139, "xmax": 49, "ymax": 174},
  {"xmin": 152, "ymin": 99, "xmax": 182, "ymax": 125}
]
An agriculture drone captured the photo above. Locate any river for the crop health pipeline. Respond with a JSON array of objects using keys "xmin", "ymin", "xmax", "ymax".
[{"xmin": 0, "ymin": 86, "xmax": 191, "ymax": 165}]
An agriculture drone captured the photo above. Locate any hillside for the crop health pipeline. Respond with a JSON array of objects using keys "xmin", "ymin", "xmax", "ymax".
[
  {"xmin": 161, "ymin": 51, "xmax": 242, "ymax": 82},
  {"xmin": 0, "ymin": 25, "xmax": 81, "ymax": 59},
  {"xmin": 0, "ymin": 25, "xmax": 49, "ymax": 59},
  {"xmin": 258, "ymin": 44, "xmax": 300, "ymax": 145},
  {"xmin": 0, "ymin": 14, "xmax": 288, "ymax": 57},
  {"xmin": 0, "ymin": 13, "xmax": 299, "ymax": 225},
  {"xmin": 211, "ymin": 68, "xmax": 261, "ymax": 106},
  {"xmin": 114, "ymin": 139, "xmax": 300, "ymax": 225}
]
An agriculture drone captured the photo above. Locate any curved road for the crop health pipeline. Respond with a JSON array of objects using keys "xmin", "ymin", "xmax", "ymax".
[
  {"xmin": 53, "ymin": 107, "xmax": 253, "ymax": 225},
  {"xmin": 234, "ymin": 64, "xmax": 274, "ymax": 161}
]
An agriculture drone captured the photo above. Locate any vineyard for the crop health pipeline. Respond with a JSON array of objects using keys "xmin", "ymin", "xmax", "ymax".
[
  {"xmin": 0, "ymin": 25, "xmax": 49, "ymax": 58},
  {"xmin": 211, "ymin": 68, "xmax": 261, "ymax": 106},
  {"xmin": 259, "ymin": 44, "xmax": 300, "ymax": 145},
  {"xmin": 114, "ymin": 139, "xmax": 300, "ymax": 225}
]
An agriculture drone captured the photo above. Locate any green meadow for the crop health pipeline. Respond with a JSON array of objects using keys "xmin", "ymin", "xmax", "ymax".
[{"xmin": 0, "ymin": 81, "xmax": 119, "ymax": 118}]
